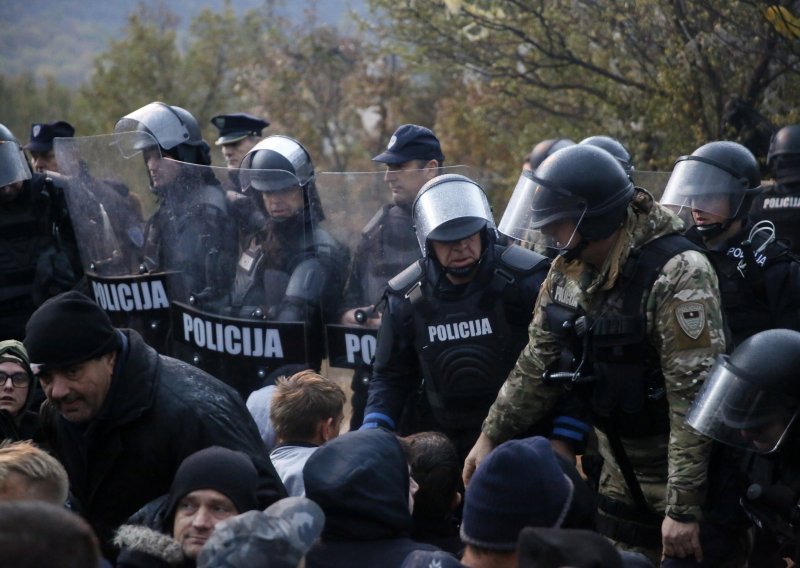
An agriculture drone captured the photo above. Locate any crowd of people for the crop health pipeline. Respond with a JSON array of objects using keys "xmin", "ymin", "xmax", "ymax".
[{"xmin": 1, "ymin": 103, "xmax": 800, "ymax": 567}]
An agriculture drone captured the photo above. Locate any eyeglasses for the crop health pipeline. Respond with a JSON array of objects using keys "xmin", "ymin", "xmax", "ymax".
[{"xmin": 0, "ymin": 372, "xmax": 30, "ymax": 388}]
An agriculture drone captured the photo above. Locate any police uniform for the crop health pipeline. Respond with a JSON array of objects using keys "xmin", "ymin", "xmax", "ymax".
[
  {"xmin": 0, "ymin": 173, "xmax": 81, "ymax": 340},
  {"xmin": 686, "ymin": 223, "xmax": 800, "ymax": 348},
  {"xmin": 483, "ymin": 189, "xmax": 726, "ymax": 558},
  {"xmin": 750, "ymin": 182, "xmax": 800, "ymax": 255},
  {"xmin": 363, "ymin": 240, "xmax": 550, "ymax": 459}
]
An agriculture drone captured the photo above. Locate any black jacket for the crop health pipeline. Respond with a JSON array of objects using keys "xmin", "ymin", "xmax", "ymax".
[
  {"xmin": 304, "ymin": 429, "xmax": 441, "ymax": 567},
  {"xmin": 42, "ymin": 329, "xmax": 286, "ymax": 559}
]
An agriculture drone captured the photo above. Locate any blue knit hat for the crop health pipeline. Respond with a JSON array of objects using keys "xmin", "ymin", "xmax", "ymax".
[{"xmin": 460, "ymin": 436, "xmax": 574, "ymax": 551}]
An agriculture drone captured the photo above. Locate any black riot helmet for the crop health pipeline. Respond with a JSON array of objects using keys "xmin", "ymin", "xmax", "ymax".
[
  {"xmin": 661, "ymin": 141, "xmax": 761, "ymax": 240},
  {"xmin": 239, "ymin": 136, "xmax": 323, "ymax": 222},
  {"xmin": 0, "ymin": 123, "xmax": 32, "ymax": 188},
  {"xmin": 527, "ymin": 138, "xmax": 575, "ymax": 171},
  {"xmin": 579, "ymin": 135, "xmax": 634, "ymax": 174},
  {"xmin": 500, "ymin": 145, "xmax": 633, "ymax": 257},
  {"xmin": 114, "ymin": 102, "xmax": 212, "ymax": 166},
  {"xmin": 687, "ymin": 329, "xmax": 800, "ymax": 454},
  {"xmin": 767, "ymin": 124, "xmax": 800, "ymax": 186}
]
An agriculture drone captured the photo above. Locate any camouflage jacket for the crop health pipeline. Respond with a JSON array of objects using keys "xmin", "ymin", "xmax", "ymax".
[{"xmin": 482, "ymin": 189, "xmax": 726, "ymax": 519}]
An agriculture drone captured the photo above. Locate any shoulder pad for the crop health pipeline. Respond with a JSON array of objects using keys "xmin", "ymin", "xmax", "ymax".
[
  {"xmin": 497, "ymin": 244, "xmax": 550, "ymax": 273},
  {"xmin": 362, "ymin": 204, "xmax": 391, "ymax": 237},
  {"xmin": 387, "ymin": 259, "xmax": 425, "ymax": 294},
  {"xmin": 190, "ymin": 184, "xmax": 227, "ymax": 212}
]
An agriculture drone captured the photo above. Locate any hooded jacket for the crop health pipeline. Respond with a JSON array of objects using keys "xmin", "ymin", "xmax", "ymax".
[
  {"xmin": 41, "ymin": 329, "xmax": 286, "ymax": 560},
  {"xmin": 0, "ymin": 340, "xmax": 39, "ymax": 440},
  {"xmin": 303, "ymin": 429, "xmax": 440, "ymax": 567}
]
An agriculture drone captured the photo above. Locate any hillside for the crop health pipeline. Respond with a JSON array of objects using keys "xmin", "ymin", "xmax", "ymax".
[{"xmin": 0, "ymin": 0, "xmax": 365, "ymax": 88}]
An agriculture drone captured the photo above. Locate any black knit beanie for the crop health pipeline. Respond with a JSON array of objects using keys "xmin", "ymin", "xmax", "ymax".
[
  {"xmin": 24, "ymin": 291, "xmax": 120, "ymax": 371},
  {"xmin": 165, "ymin": 447, "xmax": 260, "ymax": 529}
]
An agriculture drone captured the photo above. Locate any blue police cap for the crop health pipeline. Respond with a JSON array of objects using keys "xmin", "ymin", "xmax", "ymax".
[
  {"xmin": 24, "ymin": 121, "xmax": 75, "ymax": 152},
  {"xmin": 211, "ymin": 113, "xmax": 270, "ymax": 145},
  {"xmin": 372, "ymin": 124, "xmax": 445, "ymax": 164}
]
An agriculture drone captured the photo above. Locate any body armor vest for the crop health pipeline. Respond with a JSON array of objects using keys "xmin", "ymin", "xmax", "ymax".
[
  {"xmin": 544, "ymin": 234, "xmax": 700, "ymax": 438},
  {"xmin": 390, "ymin": 244, "xmax": 548, "ymax": 429},
  {"xmin": 358, "ymin": 204, "xmax": 420, "ymax": 304},
  {"xmin": 705, "ymin": 229, "xmax": 797, "ymax": 348}
]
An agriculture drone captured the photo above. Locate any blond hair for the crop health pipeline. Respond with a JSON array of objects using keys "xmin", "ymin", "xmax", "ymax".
[{"xmin": 0, "ymin": 440, "xmax": 69, "ymax": 504}]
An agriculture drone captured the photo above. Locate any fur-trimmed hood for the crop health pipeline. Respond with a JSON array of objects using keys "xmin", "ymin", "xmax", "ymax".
[{"xmin": 113, "ymin": 525, "xmax": 185, "ymax": 568}]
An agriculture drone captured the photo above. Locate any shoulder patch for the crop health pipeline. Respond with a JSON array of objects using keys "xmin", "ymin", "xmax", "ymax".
[
  {"xmin": 675, "ymin": 302, "xmax": 705, "ymax": 340},
  {"xmin": 498, "ymin": 244, "xmax": 550, "ymax": 273}
]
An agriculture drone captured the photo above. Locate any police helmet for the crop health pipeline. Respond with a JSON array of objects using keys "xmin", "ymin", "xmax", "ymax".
[
  {"xmin": 687, "ymin": 329, "xmax": 800, "ymax": 454},
  {"xmin": 0, "ymin": 123, "xmax": 32, "ymax": 188},
  {"xmin": 239, "ymin": 136, "xmax": 315, "ymax": 193},
  {"xmin": 767, "ymin": 124, "xmax": 800, "ymax": 185},
  {"xmin": 661, "ymin": 141, "xmax": 761, "ymax": 238},
  {"xmin": 500, "ymin": 145, "xmax": 633, "ymax": 252},
  {"xmin": 579, "ymin": 135, "xmax": 633, "ymax": 174},
  {"xmin": 114, "ymin": 102, "xmax": 211, "ymax": 166},
  {"xmin": 412, "ymin": 174, "xmax": 496, "ymax": 256},
  {"xmin": 527, "ymin": 138, "xmax": 575, "ymax": 171}
]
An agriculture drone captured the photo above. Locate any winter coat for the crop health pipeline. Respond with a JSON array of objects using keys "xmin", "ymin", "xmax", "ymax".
[
  {"xmin": 303, "ymin": 429, "xmax": 442, "ymax": 567},
  {"xmin": 41, "ymin": 329, "xmax": 286, "ymax": 559}
]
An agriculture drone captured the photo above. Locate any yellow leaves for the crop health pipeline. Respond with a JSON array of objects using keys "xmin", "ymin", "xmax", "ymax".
[{"xmin": 765, "ymin": 5, "xmax": 800, "ymax": 39}]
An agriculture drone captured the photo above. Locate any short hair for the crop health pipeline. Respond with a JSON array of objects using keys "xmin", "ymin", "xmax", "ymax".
[
  {"xmin": 400, "ymin": 431, "xmax": 460, "ymax": 519},
  {"xmin": 270, "ymin": 370, "xmax": 346, "ymax": 443},
  {"xmin": 0, "ymin": 440, "xmax": 69, "ymax": 504},
  {"xmin": 0, "ymin": 501, "xmax": 100, "ymax": 568}
]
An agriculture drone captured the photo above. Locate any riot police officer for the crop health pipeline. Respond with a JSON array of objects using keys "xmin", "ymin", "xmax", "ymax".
[
  {"xmin": 0, "ymin": 123, "xmax": 81, "ymax": 339},
  {"xmin": 661, "ymin": 141, "xmax": 800, "ymax": 348},
  {"xmin": 339, "ymin": 124, "xmax": 443, "ymax": 429},
  {"xmin": 687, "ymin": 328, "xmax": 800, "ymax": 565},
  {"xmin": 751, "ymin": 125, "xmax": 800, "ymax": 254},
  {"xmin": 523, "ymin": 138, "xmax": 575, "ymax": 171},
  {"xmin": 466, "ymin": 145, "xmax": 728, "ymax": 564},
  {"xmin": 361, "ymin": 174, "xmax": 550, "ymax": 461},
  {"xmin": 231, "ymin": 135, "xmax": 349, "ymax": 373},
  {"xmin": 579, "ymin": 135, "xmax": 634, "ymax": 176},
  {"xmin": 114, "ymin": 102, "xmax": 238, "ymax": 304}
]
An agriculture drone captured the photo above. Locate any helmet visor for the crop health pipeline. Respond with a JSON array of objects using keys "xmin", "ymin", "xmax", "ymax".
[
  {"xmin": 498, "ymin": 171, "xmax": 587, "ymax": 250},
  {"xmin": 114, "ymin": 102, "xmax": 190, "ymax": 152},
  {"xmin": 0, "ymin": 141, "xmax": 32, "ymax": 187},
  {"xmin": 687, "ymin": 355, "xmax": 799, "ymax": 454},
  {"xmin": 114, "ymin": 130, "xmax": 162, "ymax": 160},
  {"xmin": 413, "ymin": 175, "xmax": 495, "ymax": 254},
  {"xmin": 661, "ymin": 157, "xmax": 749, "ymax": 221},
  {"xmin": 238, "ymin": 167, "xmax": 301, "ymax": 193}
]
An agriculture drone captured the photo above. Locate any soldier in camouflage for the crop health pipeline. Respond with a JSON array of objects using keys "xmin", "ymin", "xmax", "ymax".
[{"xmin": 465, "ymin": 145, "xmax": 727, "ymax": 564}]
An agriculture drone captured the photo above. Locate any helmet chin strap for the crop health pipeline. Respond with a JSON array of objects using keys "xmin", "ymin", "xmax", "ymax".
[
  {"xmin": 559, "ymin": 239, "xmax": 589, "ymax": 262},
  {"xmin": 696, "ymin": 219, "xmax": 734, "ymax": 241}
]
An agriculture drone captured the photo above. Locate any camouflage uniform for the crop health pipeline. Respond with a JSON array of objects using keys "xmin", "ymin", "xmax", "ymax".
[{"xmin": 482, "ymin": 189, "xmax": 726, "ymax": 558}]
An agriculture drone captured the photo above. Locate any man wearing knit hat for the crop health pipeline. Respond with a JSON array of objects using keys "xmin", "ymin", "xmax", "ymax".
[
  {"xmin": 459, "ymin": 436, "xmax": 575, "ymax": 568},
  {"xmin": 24, "ymin": 291, "xmax": 286, "ymax": 560}
]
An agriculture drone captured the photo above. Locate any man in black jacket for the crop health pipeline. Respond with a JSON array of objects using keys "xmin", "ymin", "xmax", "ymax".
[{"xmin": 23, "ymin": 291, "xmax": 286, "ymax": 559}]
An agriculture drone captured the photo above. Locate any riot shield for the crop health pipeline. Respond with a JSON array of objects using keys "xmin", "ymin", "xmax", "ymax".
[
  {"xmin": 315, "ymin": 166, "xmax": 479, "ymax": 372},
  {"xmin": 54, "ymin": 133, "xmax": 171, "ymax": 351}
]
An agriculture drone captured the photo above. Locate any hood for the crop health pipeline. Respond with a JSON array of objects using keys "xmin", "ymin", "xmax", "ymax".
[
  {"xmin": 303, "ymin": 429, "xmax": 412, "ymax": 540},
  {"xmin": 114, "ymin": 524, "xmax": 185, "ymax": 567},
  {"xmin": 0, "ymin": 340, "xmax": 38, "ymax": 424}
]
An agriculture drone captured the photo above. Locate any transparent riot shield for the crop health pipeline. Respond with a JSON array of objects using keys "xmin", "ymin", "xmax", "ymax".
[
  {"xmin": 316, "ymin": 166, "xmax": 480, "ymax": 372},
  {"xmin": 54, "ymin": 134, "xmax": 171, "ymax": 351}
]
